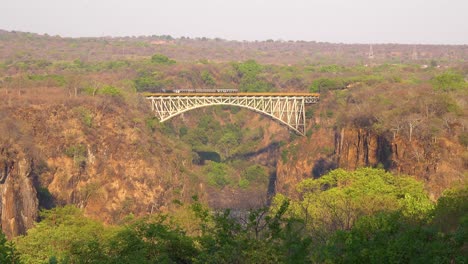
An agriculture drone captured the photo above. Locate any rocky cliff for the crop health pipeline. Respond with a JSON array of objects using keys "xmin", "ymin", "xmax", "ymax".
[
  {"xmin": 0, "ymin": 98, "xmax": 208, "ymax": 237},
  {"xmin": 0, "ymin": 145, "xmax": 38, "ymax": 238},
  {"xmin": 276, "ymin": 125, "xmax": 466, "ymax": 199}
]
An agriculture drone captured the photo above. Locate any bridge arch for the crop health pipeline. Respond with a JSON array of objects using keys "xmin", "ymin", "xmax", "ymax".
[{"xmin": 146, "ymin": 94, "xmax": 319, "ymax": 135}]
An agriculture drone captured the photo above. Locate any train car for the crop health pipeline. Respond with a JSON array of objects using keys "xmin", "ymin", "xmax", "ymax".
[
  {"xmin": 216, "ymin": 89, "xmax": 238, "ymax": 93},
  {"xmin": 171, "ymin": 88, "xmax": 239, "ymax": 93}
]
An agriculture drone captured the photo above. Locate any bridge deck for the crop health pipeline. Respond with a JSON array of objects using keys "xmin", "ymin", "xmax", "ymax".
[{"xmin": 144, "ymin": 92, "xmax": 320, "ymax": 97}]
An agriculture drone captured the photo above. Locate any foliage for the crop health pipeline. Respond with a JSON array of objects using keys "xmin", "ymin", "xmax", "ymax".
[
  {"xmin": 204, "ymin": 162, "xmax": 231, "ymax": 188},
  {"xmin": 234, "ymin": 60, "xmax": 272, "ymax": 92},
  {"xmin": 243, "ymin": 164, "xmax": 268, "ymax": 183},
  {"xmin": 7, "ymin": 181, "xmax": 468, "ymax": 263},
  {"xmin": 27, "ymin": 74, "xmax": 66, "ymax": 87},
  {"xmin": 201, "ymin": 70, "xmax": 216, "ymax": 86},
  {"xmin": 273, "ymin": 168, "xmax": 434, "ymax": 241},
  {"xmin": 431, "ymin": 71, "xmax": 467, "ymax": 91},
  {"xmin": 459, "ymin": 132, "xmax": 468, "ymax": 147},
  {"xmin": 97, "ymin": 85, "xmax": 122, "ymax": 97},
  {"xmin": 64, "ymin": 144, "xmax": 87, "ymax": 166},
  {"xmin": 431, "ymin": 186, "xmax": 468, "ymax": 232},
  {"xmin": 281, "ymin": 149, "xmax": 289, "ymax": 163},
  {"xmin": 15, "ymin": 206, "xmax": 108, "ymax": 264},
  {"xmin": 75, "ymin": 107, "xmax": 94, "ymax": 127},
  {"xmin": 134, "ymin": 72, "xmax": 166, "ymax": 92},
  {"xmin": 102, "ymin": 216, "xmax": 198, "ymax": 264},
  {"xmin": 145, "ymin": 116, "xmax": 158, "ymax": 132},
  {"xmin": 191, "ymin": 199, "xmax": 312, "ymax": 264},
  {"xmin": 0, "ymin": 230, "xmax": 21, "ymax": 264},
  {"xmin": 314, "ymin": 185, "xmax": 468, "ymax": 263},
  {"xmin": 319, "ymin": 64, "xmax": 345, "ymax": 73},
  {"xmin": 309, "ymin": 78, "xmax": 343, "ymax": 93},
  {"xmin": 317, "ymin": 212, "xmax": 465, "ymax": 263},
  {"xmin": 150, "ymin": 54, "xmax": 176, "ymax": 65}
]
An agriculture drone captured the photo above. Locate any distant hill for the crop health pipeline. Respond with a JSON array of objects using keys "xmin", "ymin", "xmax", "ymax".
[{"xmin": 1, "ymin": 29, "xmax": 467, "ymax": 65}]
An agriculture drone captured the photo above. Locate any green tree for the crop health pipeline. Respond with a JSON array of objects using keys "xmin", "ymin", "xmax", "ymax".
[
  {"xmin": 432, "ymin": 186, "xmax": 468, "ymax": 232},
  {"xmin": 243, "ymin": 165, "xmax": 269, "ymax": 184},
  {"xmin": 273, "ymin": 168, "xmax": 434, "ymax": 240},
  {"xmin": 0, "ymin": 230, "xmax": 22, "ymax": 264},
  {"xmin": 191, "ymin": 199, "xmax": 312, "ymax": 264},
  {"xmin": 97, "ymin": 85, "xmax": 122, "ymax": 97},
  {"xmin": 234, "ymin": 60, "xmax": 271, "ymax": 92},
  {"xmin": 15, "ymin": 206, "xmax": 108, "ymax": 264},
  {"xmin": 201, "ymin": 70, "xmax": 216, "ymax": 86},
  {"xmin": 105, "ymin": 216, "xmax": 198, "ymax": 264},
  {"xmin": 318, "ymin": 211, "xmax": 464, "ymax": 264},
  {"xmin": 219, "ymin": 132, "xmax": 239, "ymax": 157},
  {"xmin": 150, "ymin": 54, "xmax": 176, "ymax": 65},
  {"xmin": 309, "ymin": 78, "xmax": 344, "ymax": 93},
  {"xmin": 134, "ymin": 72, "xmax": 166, "ymax": 92},
  {"xmin": 431, "ymin": 71, "xmax": 467, "ymax": 91},
  {"xmin": 204, "ymin": 162, "xmax": 231, "ymax": 188}
]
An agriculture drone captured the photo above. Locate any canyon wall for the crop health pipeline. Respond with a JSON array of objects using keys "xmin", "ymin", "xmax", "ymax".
[
  {"xmin": 0, "ymin": 146, "xmax": 38, "ymax": 238},
  {"xmin": 276, "ymin": 125, "xmax": 466, "ymax": 199}
]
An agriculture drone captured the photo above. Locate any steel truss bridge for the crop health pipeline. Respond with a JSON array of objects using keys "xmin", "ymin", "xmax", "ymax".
[{"xmin": 146, "ymin": 93, "xmax": 319, "ymax": 135}]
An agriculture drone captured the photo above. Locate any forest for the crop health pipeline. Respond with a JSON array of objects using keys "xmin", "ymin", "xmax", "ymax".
[
  {"xmin": 1, "ymin": 169, "xmax": 466, "ymax": 263},
  {"xmin": 0, "ymin": 30, "xmax": 467, "ymax": 263}
]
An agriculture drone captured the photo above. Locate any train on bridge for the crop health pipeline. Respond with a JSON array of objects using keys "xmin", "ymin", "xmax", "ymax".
[{"xmin": 161, "ymin": 88, "xmax": 238, "ymax": 93}]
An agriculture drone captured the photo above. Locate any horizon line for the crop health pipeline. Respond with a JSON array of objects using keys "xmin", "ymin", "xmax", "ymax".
[{"xmin": 2, "ymin": 28, "xmax": 467, "ymax": 46}]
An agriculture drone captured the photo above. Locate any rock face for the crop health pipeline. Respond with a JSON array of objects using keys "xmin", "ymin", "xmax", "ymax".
[
  {"xmin": 334, "ymin": 128, "xmax": 392, "ymax": 170},
  {"xmin": 0, "ymin": 147, "xmax": 38, "ymax": 238},
  {"xmin": 276, "ymin": 126, "xmax": 466, "ymax": 199}
]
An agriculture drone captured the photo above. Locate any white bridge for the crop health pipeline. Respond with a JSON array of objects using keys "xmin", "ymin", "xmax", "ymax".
[{"xmin": 146, "ymin": 93, "xmax": 319, "ymax": 135}]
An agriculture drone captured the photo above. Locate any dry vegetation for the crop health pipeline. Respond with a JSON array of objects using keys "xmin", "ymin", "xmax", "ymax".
[{"xmin": 0, "ymin": 29, "xmax": 466, "ymax": 233}]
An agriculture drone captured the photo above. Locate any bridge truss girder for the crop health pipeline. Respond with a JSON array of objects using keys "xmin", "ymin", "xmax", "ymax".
[{"xmin": 147, "ymin": 95, "xmax": 319, "ymax": 135}]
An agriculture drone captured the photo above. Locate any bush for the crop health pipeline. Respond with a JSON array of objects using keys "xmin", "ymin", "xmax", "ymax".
[
  {"xmin": 204, "ymin": 162, "xmax": 231, "ymax": 188},
  {"xmin": 151, "ymin": 54, "xmax": 176, "ymax": 65},
  {"xmin": 309, "ymin": 78, "xmax": 344, "ymax": 93},
  {"xmin": 64, "ymin": 144, "xmax": 87, "ymax": 159},
  {"xmin": 234, "ymin": 60, "xmax": 272, "ymax": 92},
  {"xmin": 0, "ymin": 230, "xmax": 21, "ymax": 263},
  {"xmin": 243, "ymin": 165, "xmax": 268, "ymax": 183},
  {"xmin": 431, "ymin": 71, "xmax": 466, "ymax": 91},
  {"xmin": 74, "ymin": 107, "xmax": 94, "ymax": 127},
  {"xmin": 134, "ymin": 73, "xmax": 166, "ymax": 92},
  {"xmin": 238, "ymin": 178, "xmax": 250, "ymax": 189},
  {"xmin": 97, "ymin": 85, "xmax": 121, "ymax": 97},
  {"xmin": 319, "ymin": 64, "xmax": 345, "ymax": 73},
  {"xmin": 201, "ymin": 70, "xmax": 216, "ymax": 86},
  {"xmin": 459, "ymin": 132, "xmax": 468, "ymax": 147}
]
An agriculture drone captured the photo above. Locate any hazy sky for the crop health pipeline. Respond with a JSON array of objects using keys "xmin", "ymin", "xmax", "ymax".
[{"xmin": 1, "ymin": 0, "xmax": 467, "ymax": 44}]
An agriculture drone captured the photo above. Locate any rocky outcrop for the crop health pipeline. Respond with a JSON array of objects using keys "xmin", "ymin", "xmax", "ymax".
[
  {"xmin": 0, "ymin": 147, "xmax": 38, "ymax": 238},
  {"xmin": 334, "ymin": 128, "xmax": 392, "ymax": 170},
  {"xmin": 276, "ymin": 126, "xmax": 466, "ymax": 199}
]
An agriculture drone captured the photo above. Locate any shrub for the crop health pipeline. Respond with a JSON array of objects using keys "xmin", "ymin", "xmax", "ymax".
[
  {"xmin": 151, "ymin": 54, "xmax": 176, "ymax": 65},
  {"xmin": 319, "ymin": 64, "xmax": 345, "ymax": 73},
  {"xmin": 97, "ymin": 85, "xmax": 121, "ymax": 97},
  {"xmin": 431, "ymin": 71, "xmax": 466, "ymax": 91},
  {"xmin": 238, "ymin": 178, "xmax": 250, "ymax": 189},
  {"xmin": 134, "ymin": 71, "xmax": 167, "ymax": 92},
  {"xmin": 64, "ymin": 144, "xmax": 87, "ymax": 167},
  {"xmin": 204, "ymin": 162, "xmax": 231, "ymax": 188},
  {"xmin": 201, "ymin": 70, "xmax": 216, "ymax": 86},
  {"xmin": 309, "ymin": 78, "xmax": 344, "ymax": 93},
  {"xmin": 243, "ymin": 165, "xmax": 268, "ymax": 184},
  {"xmin": 459, "ymin": 132, "xmax": 468, "ymax": 147}
]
